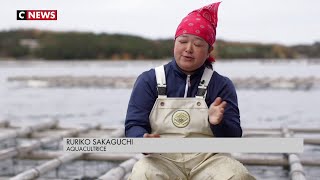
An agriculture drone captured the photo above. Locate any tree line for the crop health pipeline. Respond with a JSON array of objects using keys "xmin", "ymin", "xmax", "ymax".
[{"xmin": 0, "ymin": 29, "xmax": 319, "ymax": 60}]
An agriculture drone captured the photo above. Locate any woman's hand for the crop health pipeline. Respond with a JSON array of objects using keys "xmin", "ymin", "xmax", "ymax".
[
  {"xmin": 143, "ymin": 133, "xmax": 160, "ymax": 138},
  {"xmin": 142, "ymin": 133, "xmax": 160, "ymax": 155},
  {"xmin": 208, "ymin": 97, "xmax": 227, "ymax": 125}
]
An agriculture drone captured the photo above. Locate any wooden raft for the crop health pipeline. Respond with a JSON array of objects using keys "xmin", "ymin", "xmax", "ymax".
[{"xmin": 0, "ymin": 119, "xmax": 319, "ymax": 180}]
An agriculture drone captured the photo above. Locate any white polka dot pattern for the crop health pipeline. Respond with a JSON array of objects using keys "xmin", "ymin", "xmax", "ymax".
[
  {"xmin": 174, "ymin": 2, "xmax": 221, "ymax": 62},
  {"xmin": 175, "ymin": 2, "xmax": 221, "ymax": 46}
]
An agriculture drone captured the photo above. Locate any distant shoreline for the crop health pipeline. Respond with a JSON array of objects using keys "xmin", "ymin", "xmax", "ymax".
[
  {"xmin": 1, "ymin": 29, "xmax": 319, "ymax": 60},
  {"xmin": 1, "ymin": 58, "xmax": 320, "ymax": 62}
]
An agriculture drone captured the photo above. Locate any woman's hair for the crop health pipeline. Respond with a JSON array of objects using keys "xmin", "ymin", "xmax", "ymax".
[
  {"xmin": 204, "ymin": 59, "xmax": 213, "ymax": 69},
  {"xmin": 205, "ymin": 44, "xmax": 213, "ymax": 69}
]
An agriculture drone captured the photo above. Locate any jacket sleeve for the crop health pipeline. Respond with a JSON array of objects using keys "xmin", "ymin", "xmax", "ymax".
[
  {"xmin": 125, "ymin": 71, "xmax": 157, "ymax": 137},
  {"xmin": 210, "ymin": 77, "xmax": 242, "ymax": 137}
]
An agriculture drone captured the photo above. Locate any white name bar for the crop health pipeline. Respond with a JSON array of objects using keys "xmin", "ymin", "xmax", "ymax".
[{"xmin": 63, "ymin": 138, "xmax": 303, "ymax": 153}]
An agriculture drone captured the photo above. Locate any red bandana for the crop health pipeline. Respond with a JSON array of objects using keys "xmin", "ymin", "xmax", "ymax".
[{"xmin": 175, "ymin": 2, "xmax": 221, "ymax": 62}]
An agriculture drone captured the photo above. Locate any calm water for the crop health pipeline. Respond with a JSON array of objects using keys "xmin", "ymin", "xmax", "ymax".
[
  {"xmin": 0, "ymin": 59, "xmax": 320, "ymax": 179},
  {"xmin": 1, "ymin": 59, "xmax": 320, "ymax": 128}
]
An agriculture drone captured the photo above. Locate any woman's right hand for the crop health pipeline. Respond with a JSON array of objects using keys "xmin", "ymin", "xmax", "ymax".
[
  {"xmin": 143, "ymin": 133, "xmax": 160, "ymax": 138},
  {"xmin": 208, "ymin": 97, "xmax": 227, "ymax": 125},
  {"xmin": 142, "ymin": 133, "xmax": 160, "ymax": 155}
]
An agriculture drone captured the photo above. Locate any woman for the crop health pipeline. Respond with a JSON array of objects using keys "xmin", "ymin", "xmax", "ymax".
[{"xmin": 125, "ymin": 2, "xmax": 255, "ymax": 179}]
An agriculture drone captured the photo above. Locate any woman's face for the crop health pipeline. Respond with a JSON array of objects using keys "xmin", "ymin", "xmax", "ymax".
[{"xmin": 174, "ymin": 34, "xmax": 211, "ymax": 74}]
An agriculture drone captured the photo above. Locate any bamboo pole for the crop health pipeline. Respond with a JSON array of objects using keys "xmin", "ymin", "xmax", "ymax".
[
  {"xmin": 244, "ymin": 131, "xmax": 320, "ymax": 145},
  {"xmin": 243, "ymin": 131, "xmax": 282, "ymax": 137},
  {"xmin": 282, "ymin": 127, "xmax": 306, "ymax": 180},
  {"xmin": 18, "ymin": 151, "xmax": 320, "ymax": 166},
  {"xmin": 233, "ymin": 154, "xmax": 320, "ymax": 166},
  {"xmin": 289, "ymin": 128, "xmax": 320, "ymax": 133},
  {"xmin": 19, "ymin": 150, "xmax": 135, "ymax": 161},
  {"xmin": 0, "ymin": 176, "xmax": 11, "ymax": 180},
  {"xmin": 100, "ymin": 125, "xmax": 125, "ymax": 130},
  {"xmin": 31, "ymin": 129, "xmax": 115, "ymax": 138},
  {"xmin": 4, "ymin": 126, "xmax": 318, "ymax": 179},
  {"xmin": 304, "ymin": 138, "xmax": 320, "ymax": 145},
  {"xmin": 244, "ymin": 128, "xmax": 282, "ymax": 132},
  {"xmin": 0, "ymin": 124, "xmax": 100, "ymax": 161},
  {"xmin": 98, "ymin": 154, "xmax": 143, "ymax": 180},
  {"xmin": 0, "ymin": 120, "xmax": 58, "ymax": 141},
  {"xmin": 288, "ymin": 154, "xmax": 307, "ymax": 180},
  {"xmin": 244, "ymin": 127, "xmax": 320, "ymax": 134},
  {"xmin": 10, "ymin": 127, "xmax": 124, "ymax": 180},
  {"xmin": 10, "ymin": 153, "xmax": 82, "ymax": 180}
]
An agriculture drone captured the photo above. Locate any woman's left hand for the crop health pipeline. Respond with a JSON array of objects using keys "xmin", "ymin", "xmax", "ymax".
[{"xmin": 208, "ymin": 97, "xmax": 227, "ymax": 125}]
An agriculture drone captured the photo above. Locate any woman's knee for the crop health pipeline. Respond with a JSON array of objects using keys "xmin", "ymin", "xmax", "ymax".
[
  {"xmin": 128, "ymin": 157, "xmax": 178, "ymax": 180},
  {"xmin": 129, "ymin": 158, "xmax": 155, "ymax": 178},
  {"xmin": 191, "ymin": 154, "xmax": 256, "ymax": 180},
  {"xmin": 231, "ymin": 171, "xmax": 256, "ymax": 180},
  {"xmin": 221, "ymin": 156, "xmax": 256, "ymax": 180}
]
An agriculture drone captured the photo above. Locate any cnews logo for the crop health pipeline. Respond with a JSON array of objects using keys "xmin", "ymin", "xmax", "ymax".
[{"xmin": 17, "ymin": 10, "xmax": 57, "ymax": 20}]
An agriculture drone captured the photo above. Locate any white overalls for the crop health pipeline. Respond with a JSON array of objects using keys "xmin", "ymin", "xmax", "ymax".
[{"xmin": 129, "ymin": 65, "xmax": 255, "ymax": 180}]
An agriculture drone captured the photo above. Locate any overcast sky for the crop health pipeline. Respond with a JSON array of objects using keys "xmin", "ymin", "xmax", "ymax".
[{"xmin": 1, "ymin": 0, "xmax": 319, "ymax": 45}]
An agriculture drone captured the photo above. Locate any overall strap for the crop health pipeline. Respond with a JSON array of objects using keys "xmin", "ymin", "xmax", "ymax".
[
  {"xmin": 196, "ymin": 66, "xmax": 215, "ymax": 98},
  {"xmin": 155, "ymin": 65, "xmax": 167, "ymax": 98}
]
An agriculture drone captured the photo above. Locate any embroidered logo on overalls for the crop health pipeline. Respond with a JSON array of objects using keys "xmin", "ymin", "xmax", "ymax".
[{"xmin": 172, "ymin": 110, "xmax": 190, "ymax": 128}]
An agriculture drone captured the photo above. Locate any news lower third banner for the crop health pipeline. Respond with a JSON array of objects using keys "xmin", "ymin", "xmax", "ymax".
[{"xmin": 63, "ymin": 138, "xmax": 303, "ymax": 153}]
